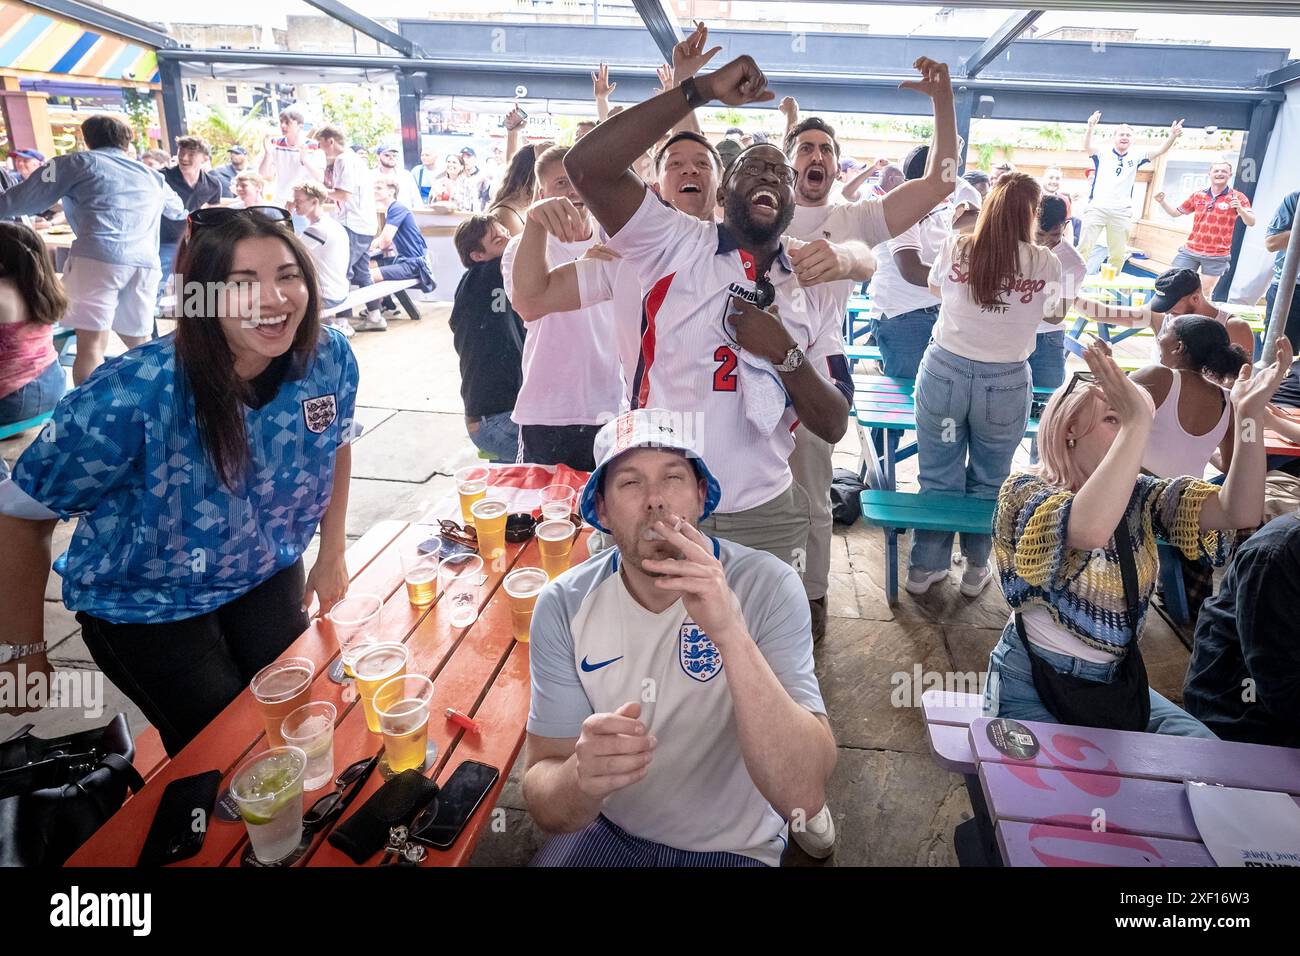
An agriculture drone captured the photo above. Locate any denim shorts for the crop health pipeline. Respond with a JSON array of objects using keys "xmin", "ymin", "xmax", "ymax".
[{"xmin": 0, "ymin": 357, "xmax": 66, "ymax": 427}]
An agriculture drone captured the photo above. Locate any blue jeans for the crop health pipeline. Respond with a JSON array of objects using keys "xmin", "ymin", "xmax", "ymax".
[
  {"xmin": 157, "ymin": 239, "xmax": 179, "ymax": 302},
  {"xmin": 875, "ymin": 307, "xmax": 938, "ymax": 379},
  {"xmin": 0, "ymin": 357, "xmax": 66, "ymax": 426},
  {"xmin": 1026, "ymin": 331, "xmax": 1066, "ymax": 391},
  {"xmin": 983, "ymin": 620, "xmax": 1217, "ymax": 739},
  {"xmin": 910, "ymin": 344, "xmax": 1030, "ymax": 572},
  {"xmin": 467, "ymin": 411, "xmax": 519, "ymax": 462}
]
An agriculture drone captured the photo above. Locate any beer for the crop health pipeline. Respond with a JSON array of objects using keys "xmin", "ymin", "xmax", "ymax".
[
  {"xmin": 454, "ymin": 466, "xmax": 490, "ymax": 525},
  {"xmin": 400, "ymin": 548, "xmax": 440, "ymax": 608},
  {"xmin": 470, "ymin": 497, "xmax": 509, "ymax": 560},
  {"xmin": 503, "ymin": 567, "xmax": 548, "ymax": 643},
  {"xmin": 353, "ymin": 643, "xmax": 408, "ymax": 734},
  {"xmin": 374, "ymin": 675, "xmax": 435, "ymax": 773},
  {"xmin": 250, "ymin": 657, "xmax": 315, "ymax": 747},
  {"xmin": 536, "ymin": 518, "xmax": 577, "ymax": 580}
]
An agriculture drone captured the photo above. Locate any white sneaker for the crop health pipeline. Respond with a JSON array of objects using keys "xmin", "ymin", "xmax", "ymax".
[
  {"xmin": 792, "ymin": 803, "xmax": 836, "ymax": 859},
  {"xmin": 350, "ymin": 313, "xmax": 388, "ymax": 333},
  {"xmin": 905, "ymin": 567, "xmax": 948, "ymax": 595},
  {"xmin": 329, "ymin": 318, "xmax": 354, "ymax": 338},
  {"xmin": 960, "ymin": 563, "xmax": 993, "ymax": 597}
]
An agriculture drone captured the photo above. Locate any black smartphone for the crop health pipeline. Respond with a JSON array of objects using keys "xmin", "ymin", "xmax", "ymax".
[
  {"xmin": 409, "ymin": 760, "xmax": 499, "ymax": 849},
  {"xmin": 137, "ymin": 770, "xmax": 221, "ymax": 866}
]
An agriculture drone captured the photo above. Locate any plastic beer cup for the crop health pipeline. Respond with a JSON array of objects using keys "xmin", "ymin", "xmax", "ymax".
[{"xmin": 503, "ymin": 567, "xmax": 548, "ymax": 643}]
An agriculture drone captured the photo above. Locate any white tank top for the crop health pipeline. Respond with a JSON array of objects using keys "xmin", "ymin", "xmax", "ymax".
[{"xmin": 1142, "ymin": 370, "xmax": 1230, "ymax": 479}]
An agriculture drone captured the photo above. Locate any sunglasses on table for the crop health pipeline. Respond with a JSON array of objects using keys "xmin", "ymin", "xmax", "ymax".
[
  {"xmin": 303, "ymin": 753, "xmax": 378, "ymax": 833},
  {"xmin": 187, "ymin": 205, "xmax": 294, "ymax": 233}
]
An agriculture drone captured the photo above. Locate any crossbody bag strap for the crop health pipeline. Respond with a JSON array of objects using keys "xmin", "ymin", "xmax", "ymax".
[{"xmin": 1111, "ymin": 513, "xmax": 1141, "ymax": 637}]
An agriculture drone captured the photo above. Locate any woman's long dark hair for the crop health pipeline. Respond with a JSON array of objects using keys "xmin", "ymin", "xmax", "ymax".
[
  {"xmin": 491, "ymin": 144, "xmax": 539, "ymax": 208},
  {"xmin": 173, "ymin": 214, "xmax": 321, "ymax": 490},
  {"xmin": 0, "ymin": 221, "xmax": 68, "ymax": 325},
  {"xmin": 1168, "ymin": 315, "xmax": 1250, "ymax": 382},
  {"xmin": 957, "ymin": 172, "xmax": 1041, "ymax": 308}
]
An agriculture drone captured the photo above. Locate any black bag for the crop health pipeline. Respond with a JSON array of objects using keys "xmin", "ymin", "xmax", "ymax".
[
  {"xmin": 830, "ymin": 468, "xmax": 866, "ymax": 526},
  {"xmin": 1013, "ymin": 518, "xmax": 1151, "ymax": 732},
  {"xmin": 0, "ymin": 714, "xmax": 145, "ymax": 867}
]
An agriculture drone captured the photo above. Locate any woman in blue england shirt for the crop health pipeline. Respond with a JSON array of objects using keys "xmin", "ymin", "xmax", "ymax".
[{"xmin": 0, "ymin": 208, "xmax": 359, "ymax": 755}]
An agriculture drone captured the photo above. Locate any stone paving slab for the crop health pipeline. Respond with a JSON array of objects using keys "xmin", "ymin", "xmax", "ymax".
[{"xmin": 349, "ymin": 409, "xmax": 467, "ymax": 483}]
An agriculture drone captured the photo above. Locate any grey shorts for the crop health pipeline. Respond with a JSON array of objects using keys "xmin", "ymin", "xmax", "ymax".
[{"xmin": 1171, "ymin": 247, "xmax": 1232, "ymax": 277}]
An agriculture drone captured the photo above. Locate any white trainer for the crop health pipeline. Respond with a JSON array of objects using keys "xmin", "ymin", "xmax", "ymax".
[
  {"xmin": 905, "ymin": 567, "xmax": 948, "ymax": 595},
  {"xmin": 960, "ymin": 563, "xmax": 993, "ymax": 597},
  {"xmin": 350, "ymin": 313, "xmax": 388, "ymax": 333},
  {"xmin": 792, "ymin": 803, "xmax": 836, "ymax": 859}
]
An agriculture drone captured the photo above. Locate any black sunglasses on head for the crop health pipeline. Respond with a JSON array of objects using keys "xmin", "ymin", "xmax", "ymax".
[
  {"xmin": 1060, "ymin": 371, "xmax": 1098, "ymax": 400},
  {"xmin": 188, "ymin": 205, "xmax": 293, "ymax": 233}
]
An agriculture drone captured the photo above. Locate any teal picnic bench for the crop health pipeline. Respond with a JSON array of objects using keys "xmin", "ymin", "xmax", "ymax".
[{"xmin": 859, "ymin": 490, "xmax": 996, "ymax": 605}]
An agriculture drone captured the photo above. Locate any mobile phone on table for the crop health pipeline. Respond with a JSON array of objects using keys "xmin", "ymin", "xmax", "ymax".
[
  {"xmin": 137, "ymin": 770, "xmax": 221, "ymax": 866},
  {"xmin": 409, "ymin": 760, "xmax": 499, "ymax": 849}
]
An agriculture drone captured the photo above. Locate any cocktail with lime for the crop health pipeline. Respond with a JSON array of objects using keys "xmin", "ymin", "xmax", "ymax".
[{"xmin": 230, "ymin": 746, "xmax": 308, "ymax": 864}]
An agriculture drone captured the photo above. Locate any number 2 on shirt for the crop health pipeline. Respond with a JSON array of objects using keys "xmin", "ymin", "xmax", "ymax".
[{"xmin": 713, "ymin": 346, "xmax": 738, "ymax": 392}]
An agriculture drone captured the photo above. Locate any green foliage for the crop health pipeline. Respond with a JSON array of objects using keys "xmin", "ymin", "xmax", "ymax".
[
  {"xmin": 121, "ymin": 89, "xmax": 156, "ymax": 154},
  {"xmin": 315, "ymin": 89, "xmax": 396, "ymax": 155},
  {"xmin": 186, "ymin": 102, "xmax": 272, "ymax": 158},
  {"xmin": 1027, "ymin": 123, "xmax": 1068, "ymax": 150}
]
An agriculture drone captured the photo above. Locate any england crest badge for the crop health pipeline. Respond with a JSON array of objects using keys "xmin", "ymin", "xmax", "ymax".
[
  {"xmin": 679, "ymin": 622, "xmax": 722, "ymax": 683},
  {"xmin": 302, "ymin": 394, "xmax": 338, "ymax": 434}
]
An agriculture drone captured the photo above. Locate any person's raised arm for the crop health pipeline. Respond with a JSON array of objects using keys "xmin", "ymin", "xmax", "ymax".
[
  {"xmin": 779, "ymin": 95, "xmax": 799, "ymax": 138},
  {"xmin": 1153, "ymin": 191, "xmax": 1185, "ymax": 218},
  {"xmin": 882, "ymin": 58, "xmax": 957, "ymax": 237},
  {"xmin": 1199, "ymin": 338, "xmax": 1293, "ymax": 530},
  {"xmin": 503, "ymin": 105, "xmax": 527, "ymax": 163},
  {"xmin": 1230, "ymin": 193, "xmax": 1256, "ymax": 228},
  {"xmin": 592, "ymin": 63, "xmax": 616, "ymax": 122},
  {"xmin": 1146, "ymin": 119, "xmax": 1184, "ymax": 161},
  {"xmin": 0, "ymin": 156, "xmax": 72, "ymax": 219},
  {"xmin": 1065, "ymin": 344, "xmax": 1156, "ymax": 550},
  {"xmin": 1083, "ymin": 110, "xmax": 1101, "ymax": 157},
  {"xmin": 666, "ymin": 21, "xmax": 721, "ymax": 137},
  {"xmin": 566, "ymin": 54, "xmax": 773, "ymax": 237},
  {"xmin": 840, "ymin": 160, "xmax": 881, "ymax": 203},
  {"xmin": 507, "ymin": 198, "xmax": 590, "ymax": 321},
  {"xmin": 257, "ymin": 133, "xmax": 275, "ymax": 181}
]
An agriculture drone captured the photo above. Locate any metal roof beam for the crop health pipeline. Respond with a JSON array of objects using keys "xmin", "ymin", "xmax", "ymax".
[
  {"xmin": 299, "ymin": 0, "xmax": 425, "ymax": 58},
  {"xmin": 630, "ymin": 0, "xmax": 683, "ymax": 64},
  {"xmin": 962, "ymin": 10, "xmax": 1043, "ymax": 78}
]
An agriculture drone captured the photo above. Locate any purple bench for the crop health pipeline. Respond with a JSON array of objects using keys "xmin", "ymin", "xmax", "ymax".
[{"xmin": 921, "ymin": 691, "xmax": 1300, "ymax": 867}]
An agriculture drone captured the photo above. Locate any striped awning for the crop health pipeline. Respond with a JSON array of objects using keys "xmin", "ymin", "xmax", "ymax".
[{"xmin": 0, "ymin": 0, "xmax": 159, "ymax": 85}]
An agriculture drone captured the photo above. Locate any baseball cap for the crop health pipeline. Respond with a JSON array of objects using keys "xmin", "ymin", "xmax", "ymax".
[
  {"xmin": 12, "ymin": 148, "xmax": 45, "ymax": 163},
  {"xmin": 579, "ymin": 408, "xmax": 722, "ymax": 534},
  {"xmin": 459, "ymin": 146, "xmax": 476, "ymax": 157},
  {"xmin": 376, "ymin": 144, "xmax": 399, "ymax": 156},
  {"xmin": 1149, "ymin": 268, "xmax": 1201, "ymax": 313},
  {"xmin": 228, "ymin": 145, "xmax": 246, "ymax": 156}
]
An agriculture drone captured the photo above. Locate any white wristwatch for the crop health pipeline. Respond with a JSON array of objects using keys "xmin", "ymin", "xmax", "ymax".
[
  {"xmin": 0, "ymin": 642, "xmax": 47, "ymax": 664},
  {"xmin": 775, "ymin": 346, "xmax": 805, "ymax": 373}
]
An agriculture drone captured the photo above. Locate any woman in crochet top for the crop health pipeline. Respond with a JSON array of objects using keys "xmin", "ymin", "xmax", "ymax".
[{"xmin": 984, "ymin": 336, "xmax": 1292, "ymax": 737}]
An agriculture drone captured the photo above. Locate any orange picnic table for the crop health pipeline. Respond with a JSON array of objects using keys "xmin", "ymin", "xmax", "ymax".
[
  {"xmin": 1266, "ymin": 407, "xmax": 1300, "ymax": 458},
  {"xmin": 68, "ymin": 518, "xmax": 585, "ymax": 867}
]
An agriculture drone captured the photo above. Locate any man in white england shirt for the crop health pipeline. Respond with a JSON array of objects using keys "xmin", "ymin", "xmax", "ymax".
[
  {"xmin": 256, "ymin": 107, "xmax": 324, "ymax": 206},
  {"xmin": 1078, "ymin": 110, "xmax": 1183, "ymax": 274}
]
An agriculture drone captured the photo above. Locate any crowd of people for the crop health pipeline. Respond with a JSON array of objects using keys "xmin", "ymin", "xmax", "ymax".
[{"xmin": 1, "ymin": 19, "xmax": 1298, "ymax": 867}]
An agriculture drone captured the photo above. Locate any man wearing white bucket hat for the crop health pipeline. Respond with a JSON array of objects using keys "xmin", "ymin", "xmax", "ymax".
[{"xmin": 523, "ymin": 408, "xmax": 839, "ymax": 864}]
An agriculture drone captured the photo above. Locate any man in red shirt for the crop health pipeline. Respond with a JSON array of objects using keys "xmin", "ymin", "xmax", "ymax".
[{"xmin": 1154, "ymin": 159, "xmax": 1255, "ymax": 280}]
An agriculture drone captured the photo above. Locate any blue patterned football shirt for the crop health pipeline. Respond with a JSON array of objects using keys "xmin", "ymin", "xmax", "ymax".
[{"xmin": 5, "ymin": 327, "xmax": 359, "ymax": 624}]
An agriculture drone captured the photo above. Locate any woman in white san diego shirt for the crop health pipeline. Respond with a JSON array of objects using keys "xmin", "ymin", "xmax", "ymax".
[{"xmin": 908, "ymin": 173, "xmax": 1068, "ymax": 597}]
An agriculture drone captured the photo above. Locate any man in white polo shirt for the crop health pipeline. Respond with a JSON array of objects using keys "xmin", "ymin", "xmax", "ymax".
[
  {"xmin": 315, "ymin": 125, "xmax": 385, "ymax": 332},
  {"xmin": 1078, "ymin": 110, "xmax": 1183, "ymax": 274},
  {"xmin": 564, "ymin": 55, "xmax": 851, "ymax": 570},
  {"xmin": 781, "ymin": 58, "xmax": 957, "ymax": 639},
  {"xmin": 524, "ymin": 409, "xmax": 836, "ymax": 866},
  {"xmin": 501, "ymin": 145, "xmax": 624, "ymax": 470}
]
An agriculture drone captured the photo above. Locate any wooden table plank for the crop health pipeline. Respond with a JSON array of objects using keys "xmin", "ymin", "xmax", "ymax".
[
  {"xmin": 997, "ymin": 820, "xmax": 1215, "ymax": 867},
  {"xmin": 969, "ymin": 716, "xmax": 1300, "ymax": 795},
  {"xmin": 302, "ymin": 537, "xmax": 541, "ymax": 866},
  {"xmin": 67, "ymin": 521, "xmax": 417, "ymax": 866}
]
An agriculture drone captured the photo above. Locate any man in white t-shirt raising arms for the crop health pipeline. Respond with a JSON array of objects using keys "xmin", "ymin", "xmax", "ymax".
[
  {"xmin": 500, "ymin": 145, "xmax": 625, "ymax": 470},
  {"xmin": 524, "ymin": 408, "xmax": 836, "ymax": 866},
  {"xmin": 257, "ymin": 107, "xmax": 324, "ymax": 206},
  {"xmin": 314, "ymin": 125, "xmax": 385, "ymax": 332},
  {"xmin": 781, "ymin": 61, "xmax": 957, "ymax": 639},
  {"xmin": 1078, "ymin": 110, "xmax": 1183, "ymax": 274},
  {"xmin": 563, "ymin": 55, "xmax": 851, "ymax": 571}
]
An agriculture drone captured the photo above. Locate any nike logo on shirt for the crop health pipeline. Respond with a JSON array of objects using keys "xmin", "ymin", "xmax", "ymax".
[{"xmin": 580, "ymin": 655, "xmax": 624, "ymax": 672}]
